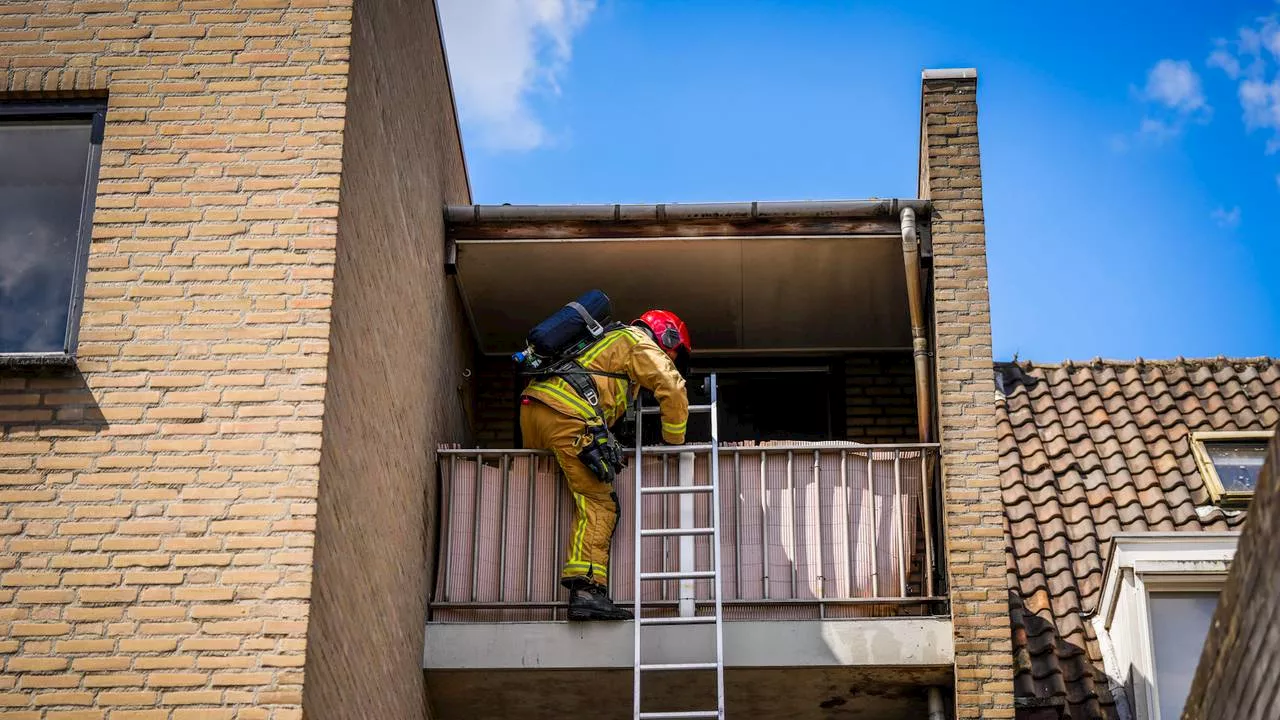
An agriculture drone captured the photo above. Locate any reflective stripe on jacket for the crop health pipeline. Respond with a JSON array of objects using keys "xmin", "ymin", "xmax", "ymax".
[{"xmin": 522, "ymin": 326, "xmax": 689, "ymax": 444}]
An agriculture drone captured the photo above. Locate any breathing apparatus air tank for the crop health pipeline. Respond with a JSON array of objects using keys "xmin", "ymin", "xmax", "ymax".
[{"xmin": 512, "ymin": 290, "xmax": 614, "ymax": 371}]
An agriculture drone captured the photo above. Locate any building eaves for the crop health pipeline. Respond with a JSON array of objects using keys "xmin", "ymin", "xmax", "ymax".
[{"xmin": 445, "ymin": 198, "xmax": 931, "ymax": 225}]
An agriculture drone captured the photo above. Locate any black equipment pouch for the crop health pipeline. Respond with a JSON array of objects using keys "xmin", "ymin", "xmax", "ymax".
[{"xmin": 578, "ymin": 423, "xmax": 625, "ymax": 484}]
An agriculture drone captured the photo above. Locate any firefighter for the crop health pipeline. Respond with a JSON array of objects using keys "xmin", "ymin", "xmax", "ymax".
[{"xmin": 520, "ymin": 310, "xmax": 692, "ymax": 620}]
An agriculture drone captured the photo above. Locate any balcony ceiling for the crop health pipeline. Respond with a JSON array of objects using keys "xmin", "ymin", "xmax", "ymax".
[{"xmin": 452, "ymin": 235, "xmax": 912, "ymax": 355}]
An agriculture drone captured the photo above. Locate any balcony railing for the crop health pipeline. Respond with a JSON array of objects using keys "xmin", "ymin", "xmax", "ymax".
[{"xmin": 431, "ymin": 442, "xmax": 942, "ymax": 622}]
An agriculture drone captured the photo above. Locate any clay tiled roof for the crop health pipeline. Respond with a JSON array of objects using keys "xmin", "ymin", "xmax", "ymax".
[{"xmin": 996, "ymin": 357, "xmax": 1280, "ymax": 719}]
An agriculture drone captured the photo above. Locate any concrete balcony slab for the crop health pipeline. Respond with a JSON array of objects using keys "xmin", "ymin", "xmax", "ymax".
[
  {"xmin": 423, "ymin": 617, "xmax": 953, "ymax": 720},
  {"xmin": 424, "ymin": 617, "xmax": 953, "ymax": 669}
]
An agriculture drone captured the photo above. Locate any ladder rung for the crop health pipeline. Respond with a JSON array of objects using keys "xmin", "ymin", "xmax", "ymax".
[
  {"xmin": 640, "ymin": 570, "xmax": 716, "ymax": 581},
  {"xmin": 640, "ymin": 485, "xmax": 713, "ymax": 495},
  {"xmin": 638, "ymin": 615, "xmax": 717, "ymax": 626},
  {"xmin": 640, "ymin": 404, "xmax": 713, "ymax": 415},
  {"xmin": 640, "ymin": 527, "xmax": 714, "ymax": 537},
  {"xmin": 638, "ymin": 712, "xmax": 720, "ymax": 719},
  {"xmin": 639, "ymin": 662, "xmax": 719, "ymax": 672}
]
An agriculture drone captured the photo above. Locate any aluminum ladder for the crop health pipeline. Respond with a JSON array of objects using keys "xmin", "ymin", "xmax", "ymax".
[{"xmin": 632, "ymin": 373, "xmax": 724, "ymax": 720}]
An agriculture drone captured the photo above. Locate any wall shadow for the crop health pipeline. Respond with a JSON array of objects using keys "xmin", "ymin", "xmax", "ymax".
[{"xmin": 0, "ymin": 362, "xmax": 106, "ymax": 434}]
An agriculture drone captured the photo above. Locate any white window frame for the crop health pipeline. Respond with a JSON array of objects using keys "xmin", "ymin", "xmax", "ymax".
[
  {"xmin": 1189, "ymin": 430, "xmax": 1274, "ymax": 506},
  {"xmin": 1093, "ymin": 533, "xmax": 1237, "ymax": 720}
]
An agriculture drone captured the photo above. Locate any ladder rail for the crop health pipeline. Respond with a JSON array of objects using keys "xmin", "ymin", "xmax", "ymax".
[
  {"xmin": 632, "ymin": 389, "xmax": 643, "ymax": 720},
  {"xmin": 708, "ymin": 374, "xmax": 726, "ymax": 719},
  {"xmin": 634, "ymin": 374, "xmax": 725, "ymax": 720}
]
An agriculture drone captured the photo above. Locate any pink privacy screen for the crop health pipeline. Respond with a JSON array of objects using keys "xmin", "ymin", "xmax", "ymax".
[{"xmin": 432, "ymin": 444, "xmax": 927, "ymax": 622}]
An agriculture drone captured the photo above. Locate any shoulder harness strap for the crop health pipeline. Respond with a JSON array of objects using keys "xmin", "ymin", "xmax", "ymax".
[{"xmin": 556, "ymin": 361, "xmax": 604, "ymax": 419}]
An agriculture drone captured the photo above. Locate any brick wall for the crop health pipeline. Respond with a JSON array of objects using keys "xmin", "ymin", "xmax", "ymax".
[
  {"xmin": 844, "ymin": 353, "xmax": 918, "ymax": 443},
  {"xmin": 1, "ymin": 3, "xmax": 351, "ymax": 719},
  {"xmin": 472, "ymin": 355, "xmax": 518, "ymax": 449},
  {"xmin": 919, "ymin": 69, "xmax": 1015, "ymax": 718},
  {"xmin": 1182, "ymin": 433, "xmax": 1280, "ymax": 720},
  {"xmin": 300, "ymin": 1, "xmax": 471, "ymax": 718}
]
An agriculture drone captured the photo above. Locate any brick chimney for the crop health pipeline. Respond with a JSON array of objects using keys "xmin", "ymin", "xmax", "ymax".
[{"xmin": 919, "ymin": 68, "xmax": 1016, "ymax": 719}]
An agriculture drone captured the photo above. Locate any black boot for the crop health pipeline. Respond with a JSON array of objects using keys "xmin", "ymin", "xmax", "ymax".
[{"xmin": 567, "ymin": 581, "xmax": 633, "ymax": 621}]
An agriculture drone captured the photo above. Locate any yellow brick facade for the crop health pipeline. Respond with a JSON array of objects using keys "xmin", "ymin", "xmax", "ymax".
[{"xmin": 1, "ymin": 2, "xmax": 352, "ymax": 718}]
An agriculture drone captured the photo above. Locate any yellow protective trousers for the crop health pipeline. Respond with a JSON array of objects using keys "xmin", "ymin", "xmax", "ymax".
[{"xmin": 520, "ymin": 399, "xmax": 619, "ymax": 590}]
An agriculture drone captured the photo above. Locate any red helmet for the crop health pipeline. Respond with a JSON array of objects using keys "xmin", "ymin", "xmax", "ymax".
[
  {"xmin": 632, "ymin": 310, "xmax": 686, "ymax": 353},
  {"xmin": 634, "ymin": 310, "xmax": 692, "ymax": 363}
]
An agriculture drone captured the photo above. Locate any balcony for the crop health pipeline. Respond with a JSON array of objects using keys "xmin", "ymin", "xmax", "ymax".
[
  {"xmin": 424, "ymin": 442, "xmax": 952, "ymax": 720},
  {"xmin": 431, "ymin": 202, "xmax": 947, "ymax": 718}
]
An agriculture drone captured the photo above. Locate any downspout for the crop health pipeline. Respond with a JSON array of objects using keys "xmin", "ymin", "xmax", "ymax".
[
  {"xmin": 900, "ymin": 207, "xmax": 931, "ymax": 443},
  {"xmin": 901, "ymin": 207, "xmax": 939, "ymax": 599},
  {"xmin": 927, "ymin": 687, "xmax": 948, "ymax": 720}
]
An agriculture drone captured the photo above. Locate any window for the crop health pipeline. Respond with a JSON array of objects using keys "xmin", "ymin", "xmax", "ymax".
[
  {"xmin": 1095, "ymin": 534, "xmax": 1237, "ymax": 720},
  {"xmin": 0, "ymin": 100, "xmax": 105, "ymax": 362},
  {"xmin": 1191, "ymin": 431, "xmax": 1273, "ymax": 505},
  {"xmin": 1148, "ymin": 591, "xmax": 1219, "ymax": 720}
]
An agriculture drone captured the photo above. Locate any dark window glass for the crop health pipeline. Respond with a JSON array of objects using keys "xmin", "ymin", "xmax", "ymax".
[
  {"xmin": 707, "ymin": 371, "xmax": 832, "ymax": 442},
  {"xmin": 1206, "ymin": 441, "xmax": 1268, "ymax": 493},
  {"xmin": 677, "ymin": 365, "xmax": 840, "ymax": 444},
  {"xmin": 0, "ymin": 108, "xmax": 100, "ymax": 356}
]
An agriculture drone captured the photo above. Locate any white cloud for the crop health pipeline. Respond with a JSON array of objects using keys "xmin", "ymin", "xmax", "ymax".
[
  {"xmin": 1210, "ymin": 15, "xmax": 1280, "ymax": 157},
  {"xmin": 1208, "ymin": 46, "xmax": 1241, "ymax": 79},
  {"xmin": 1211, "ymin": 205, "xmax": 1242, "ymax": 228},
  {"xmin": 1128, "ymin": 59, "xmax": 1210, "ymax": 143},
  {"xmin": 1239, "ymin": 78, "xmax": 1280, "ymax": 139},
  {"xmin": 438, "ymin": 0, "xmax": 596, "ymax": 151},
  {"xmin": 1138, "ymin": 117, "xmax": 1180, "ymax": 144},
  {"xmin": 1240, "ymin": 26, "xmax": 1262, "ymax": 57},
  {"xmin": 1143, "ymin": 59, "xmax": 1208, "ymax": 113},
  {"xmin": 1266, "ymin": 21, "xmax": 1280, "ymax": 58}
]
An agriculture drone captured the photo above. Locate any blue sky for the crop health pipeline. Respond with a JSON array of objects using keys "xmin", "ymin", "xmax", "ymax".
[{"xmin": 438, "ymin": 1, "xmax": 1280, "ymax": 362}]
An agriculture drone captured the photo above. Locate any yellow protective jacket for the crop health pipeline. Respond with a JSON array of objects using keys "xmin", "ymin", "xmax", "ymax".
[{"xmin": 521, "ymin": 326, "xmax": 689, "ymax": 444}]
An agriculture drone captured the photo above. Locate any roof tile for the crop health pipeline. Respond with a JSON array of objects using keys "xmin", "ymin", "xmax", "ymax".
[{"xmin": 998, "ymin": 358, "xmax": 1276, "ymax": 719}]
